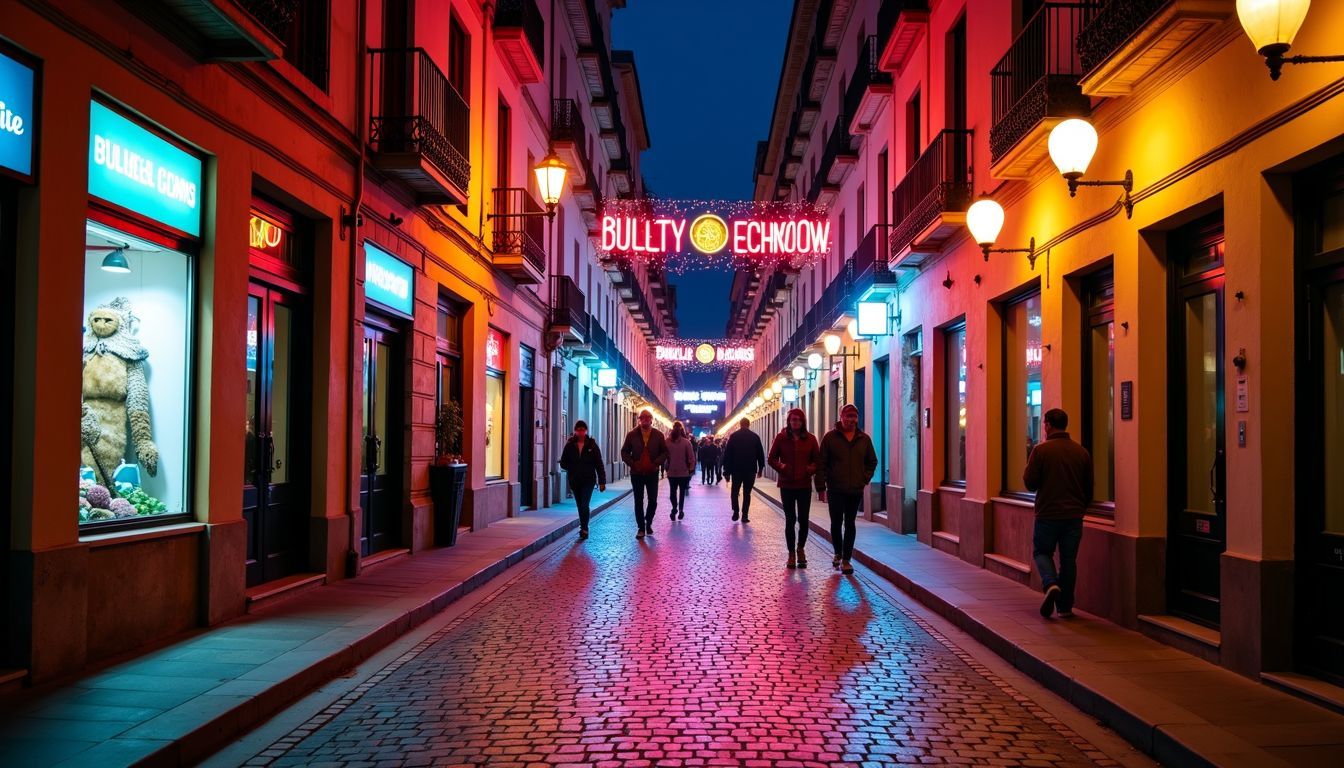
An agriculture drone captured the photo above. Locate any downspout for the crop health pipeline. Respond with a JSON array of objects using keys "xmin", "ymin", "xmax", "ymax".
[
  {"xmin": 542, "ymin": 0, "xmax": 558, "ymax": 507},
  {"xmin": 478, "ymin": 1, "xmax": 494, "ymax": 240},
  {"xmin": 345, "ymin": 0, "xmax": 369, "ymax": 577}
]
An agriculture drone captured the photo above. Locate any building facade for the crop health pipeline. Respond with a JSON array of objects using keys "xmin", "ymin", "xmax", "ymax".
[
  {"xmin": 732, "ymin": 0, "xmax": 1344, "ymax": 691},
  {"xmin": 1, "ymin": 0, "xmax": 673, "ymax": 683}
]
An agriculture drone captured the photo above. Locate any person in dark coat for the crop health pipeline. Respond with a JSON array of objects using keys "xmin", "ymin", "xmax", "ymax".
[
  {"xmin": 768, "ymin": 407, "xmax": 821, "ymax": 569},
  {"xmin": 721, "ymin": 417, "xmax": 766, "ymax": 522},
  {"xmin": 1023, "ymin": 408, "xmax": 1093, "ymax": 619},
  {"xmin": 620, "ymin": 409, "xmax": 668, "ymax": 539},
  {"xmin": 817, "ymin": 403, "xmax": 877, "ymax": 574},
  {"xmin": 697, "ymin": 437, "xmax": 720, "ymax": 485},
  {"xmin": 559, "ymin": 420, "xmax": 606, "ymax": 539}
]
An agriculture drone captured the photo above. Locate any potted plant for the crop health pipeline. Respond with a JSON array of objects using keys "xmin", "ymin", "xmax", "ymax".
[{"xmin": 429, "ymin": 400, "xmax": 468, "ymax": 546}]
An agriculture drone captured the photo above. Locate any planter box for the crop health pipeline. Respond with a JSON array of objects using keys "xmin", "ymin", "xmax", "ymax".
[{"xmin": 429, "ymin": 463, "xmax": 468, "ymax": 547}]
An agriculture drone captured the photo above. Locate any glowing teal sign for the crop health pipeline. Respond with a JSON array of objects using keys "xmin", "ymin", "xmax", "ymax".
[
  {"xmin": 364, "ymin": 242, "xmax": 414, "ymax": 316},
  {"xmin": 0, "ymin": 49, "xmax": 35, "ymax": 178},
  {"xmin": 88, "ymin": 101, "xmax": 202, "ymax": 236}
]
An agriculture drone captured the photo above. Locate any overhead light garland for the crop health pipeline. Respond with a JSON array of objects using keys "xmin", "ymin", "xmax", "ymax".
[{"xmin": 653, "ymin": 338, "xmax": 758, "ymax": 371}]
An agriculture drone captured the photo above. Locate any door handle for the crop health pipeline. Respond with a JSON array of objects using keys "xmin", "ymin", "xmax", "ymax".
[
  {"xmin": 263, "ymin": 433, "xmax": 275, "ymax": 479},
  {"xmin": 367, "ymin": 435, "xmax": 382, "ymax": 472},
  {"xmin": 1209, "ymin": 448, "xmax": 1224, "ymax": 505}
]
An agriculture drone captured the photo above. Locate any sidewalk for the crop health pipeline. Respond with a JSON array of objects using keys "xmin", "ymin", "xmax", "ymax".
[
  {"xmin": 754, "ymin": 484, "xmax": 1344, "ymax": 767},
  {"xmin": 0, "ymin": 482, "xmax": 631, "ymax": 768}
]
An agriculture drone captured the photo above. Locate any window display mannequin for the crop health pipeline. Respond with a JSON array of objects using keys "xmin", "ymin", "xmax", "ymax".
[{"xmin": 81, "ymin": 296, "xmax": 158, "ymax": 486}]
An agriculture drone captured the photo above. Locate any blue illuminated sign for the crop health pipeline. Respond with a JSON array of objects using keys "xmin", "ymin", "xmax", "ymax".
[
  {"xmin": 364, "ymin": 242, "xmax": 414, "ymax": 316},
  {"xmin": 0, "ymin": 49, "xmax": 35, "ymax": 178},
  {"xmin": 88, "ymin": 101, "xmax": 203, "ymax": 236}
]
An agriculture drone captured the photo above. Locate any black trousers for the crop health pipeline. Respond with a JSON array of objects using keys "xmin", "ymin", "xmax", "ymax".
[
  {"xmin": 631, "ymin": 473, "xmax": 658, "ymax": 529},
  {"xmin": 730, "ymin": 474, "xmax": 756, "ymax": 516},
  {"xmin": 668, "ymin": 476, "xmax": 690, "ymax": 511},
  {"xmin": 780, "ymin": 487, "xmax": 812, "ymax": 552},
  {"xmin": 828, "ymin": 490, "xmax": 863, "ymax": 560},
  {"xmin": 571, "ymin": 482, "xmax": 595, "ymax": 530},
  {"xmin": 701, "ymin": 464, "xmax": 714, "ymax": 484}
]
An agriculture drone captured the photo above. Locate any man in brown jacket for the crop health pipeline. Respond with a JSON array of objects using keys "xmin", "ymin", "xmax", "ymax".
[
  {"xmin": 817, "ymin": 404, "xmax": 877, "ymax": 574},
  {"xmin": 1023, "ymin": 408, "xmax": 1093, "ymax": 618},
  {"xmin": 621, "ymin": 410, "xmax": 668, "ymax": 539}
]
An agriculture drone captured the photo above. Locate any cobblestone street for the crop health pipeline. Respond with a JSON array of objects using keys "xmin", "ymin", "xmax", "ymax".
[{"xmin": 244, "ymin": 483, "xmax": 1119, "ymax": 767}]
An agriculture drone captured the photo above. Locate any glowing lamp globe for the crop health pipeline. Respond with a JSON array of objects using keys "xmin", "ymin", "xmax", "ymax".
[
  {"xmin": 966, "ymin": 197, "xmax": 1006, "ymax": 248},
  {"xmin": 1236, "ymin": 0, "xmax": 1310, "ymax": 56},
  {"xmin": 771, "ymin": 378, "xmax": 784, "ymax": 394},
  {"xmin": 1048, "ymin": 118, "xmax": 1099, "ymax": 181},
  {"xmin": 807, "ymin": 352, "xmax": 823, "ymax": 370},
  {"xmin": 823, "ymin": 333, "xmax": 842, "ymax": 356},
  {"xmin": 792, "ymin": 365, "xmax": 806, "ymax": 380},
  {"xmin": 533, "ymin": 152, "xmax": 569, "ymax": 208},
  {"xmin": 847, "ymin": 319, "xmax": 859, "ymax": 339}
]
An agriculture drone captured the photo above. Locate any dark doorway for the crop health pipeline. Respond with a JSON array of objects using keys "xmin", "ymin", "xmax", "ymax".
[
  {"xmin": 1168, "ymin": 216, "xmax": 1226, "ymax": 627},
  {"xmin": 874, "ymin": 357, "xmax": 890, "ymax": 516},
  {"xmin": 518, "ymin": 345, "xmax": 536, "ymax": 509},
  {"xmin": 1, "ymin": 185, "xmax": 15, "ymax": 660},
  {"xmin": 901, "ymin": 329, "xmax": 923, "ymax": 534},
  {"xmin": 361, "ymin": 318, "xmax": 404, "ymax": 556},
  {"xmin": 1296, "ymin": 160, "xmax": 1344, "ymax": 685}
]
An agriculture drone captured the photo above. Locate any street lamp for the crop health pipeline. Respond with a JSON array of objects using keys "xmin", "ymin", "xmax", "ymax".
[
  {"xmin": 772, "ymin": 378, "xmax": 784, "ymax": 394},
  {"xmin": 823, "ymin": 333, "xmax": 842, "ymax": 356},
  {"xmin": 792, "ymin": 365, "xmax": 806, "ymax": 381},
  {"xmin": 966, "ymin": 196, "xmax": 1039, "ymax": 269},
  {"xmin": 1236, "ymin": 0, "xmax": 1343, "ymax": 80},
  {"xmin": 807, "ymin": 352, "xmax": 824, "ymax": 370},
  {"xmin": 1047, "ymin": 119, "xmax": 1133, "ymax": 218},
  {"xmin": 533, "ymin": 152, "xmax": 569, "ymax": 217}
]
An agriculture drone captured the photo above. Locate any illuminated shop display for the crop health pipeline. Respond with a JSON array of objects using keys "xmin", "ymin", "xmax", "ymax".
[
  {"xmin": 485, "ymin": 328, "xmax": 506, "ymax": 480},
  {"xmin": 88, "ymin": 101, "xmax": 202, "ymax": 236},
  {"xmin": 0, "ymin": 46, "xmax": 36, "ymax": 180}
]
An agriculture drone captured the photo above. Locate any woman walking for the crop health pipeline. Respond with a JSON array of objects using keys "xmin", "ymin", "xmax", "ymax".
[
  {"xmin": 768, "ymin": 408, "xmax": 821, "ymax": 569},
  {"xmin": 559, "ymin": 420, "xmax": 606, "ymax": 539},
  {"xmin": 664, "ymin": 421, "xmax": 696, "ymax": 520}
]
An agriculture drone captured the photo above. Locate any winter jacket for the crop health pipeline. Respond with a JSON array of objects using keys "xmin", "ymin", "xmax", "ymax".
[
  {"xmin": 768, "ymin": 430, "xmax": 821, "ymax": 490},
  {"xmin": 664, "ymin": 436, "xmax": 697, "ymax": 478},
  {"xmin": 621, "ymin": 427, "xmax": 668, "ymax": 475},
  {"xmin": 816, "ymin": 424, "xmax": 878, "ymax": 494},
  {"xmin": 720, "ymin": 428, "xmax": 766, "ymax": 479},
  {"xmin": 559, "ymin": 436, "xmax": 607, "ymax": 489},
  {"xmin": 1022, "ymin": 431, "xmax": 1093, "ymax": 520},
  {"xmin": 697, "ymin": 441, "xmax": 720, "ymax": 466}
]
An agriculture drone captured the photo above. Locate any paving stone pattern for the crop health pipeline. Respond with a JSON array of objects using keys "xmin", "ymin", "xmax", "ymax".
[{"xmin": 249, "ymin": 483, "xmax": 1117, "ymax": 767}]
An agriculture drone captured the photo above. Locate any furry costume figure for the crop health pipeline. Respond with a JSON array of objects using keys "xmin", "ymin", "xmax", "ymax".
[{"xmin": 81, "ymin": 297, "xmax": 158, "ymax": 486}]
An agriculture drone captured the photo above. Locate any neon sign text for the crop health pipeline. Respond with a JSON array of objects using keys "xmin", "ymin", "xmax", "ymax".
[
  {"xmin": 674, "ymin": 391, "xmax": 728, "ymax": 402},
  {"xmin": 601, "ymin": 213, "xmax": 829, "ymax": 258}
]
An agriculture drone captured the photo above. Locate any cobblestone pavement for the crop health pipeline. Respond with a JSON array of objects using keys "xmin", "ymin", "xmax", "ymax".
[{"xmin": 246, "ymin": 482, "xmax": 1118, "ymax": 767}]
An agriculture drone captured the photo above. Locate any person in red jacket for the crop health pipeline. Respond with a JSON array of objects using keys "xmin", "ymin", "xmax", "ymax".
[{"xmin": 768, "ymin": 408, "xmax": 821, "ymax": 569}]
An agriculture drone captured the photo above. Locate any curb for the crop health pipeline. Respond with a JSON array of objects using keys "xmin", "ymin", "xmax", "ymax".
[
  {"xmin": 136, "ymin": 490, "xmax": 632, "ymax": 768},
  {"xmin": 752, "ymin": 487, "xmax": 1217, "ymax": 768}
]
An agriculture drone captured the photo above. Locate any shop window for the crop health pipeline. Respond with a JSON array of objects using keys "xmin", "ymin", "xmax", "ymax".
[
  {"xmin": 80, "ymin": 221, "xmax": 192, "ymax": 525},
  {"xmin": 436, "ymin": 298, "xmax": 464, "ymax": 454},
  {"xmin": 1084, "ymin": 271, "xmax": 1116, "ymax": 506},
  {"xmin": 943, "ymin": 322, "xmax": 967, "ymax": 485},
  {"xmin": 1003, "ymin": 291, "xmax": 1043, "ymax": 495},
  {"xmin": 284, "ymin": 0, "xmax": 331, "ymax": 90},
  {"xmin": 485, "ymin": 328, "xmax": 506, "ymax": 479}
]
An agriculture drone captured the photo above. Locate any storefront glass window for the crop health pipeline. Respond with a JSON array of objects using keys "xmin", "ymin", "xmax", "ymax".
[
  {"xmin": 80, "ymin": 221, "xmax": 191, "ymax": 524},
  {"xmin": 944, "ymin": 324, "xmax": 967, "ymax": 484},
  {"xmin": 1085, "ymin": 273, "xmax": 1116, "ymax": 505},
  {"xmin": 1004, "ymin": 293, "xmax": 1043, "ymax": 494},
  {"xmin": 485, "ymin": 372, "xmax": 505, "ymax": 479}
]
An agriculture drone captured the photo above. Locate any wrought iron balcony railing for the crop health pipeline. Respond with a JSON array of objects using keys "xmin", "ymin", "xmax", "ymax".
[
  {"xmin": 492, "ymin": 188, "xmax": 547, "ymax": 273},
  {"xmin": 549, "ymin": 274, "xmax": 589, "ymax": 339},
  {"xmin": 853, "ymin": 225, "xmax": 896, "ymax": 294},
  {"xmin": 239, "ymin": 0, "xmax": 298, "ymax": 41},
  {"xmin": 843, "ymin": 35, "xmax": 893, "ymax": 122},
  {"xmin": 551, "ymin": 98, "xmax": 595, "ymax": 185},
  {"xmin": 1077, "ymin": 0, "xmax": 1162, "ymax": 76},
  {"xmin": 808, "ymin": 118, "xmax": 861, "ymax": 203},
  {"xmin": 889, "ymin": 128, "xmax": 974, "ymax": 255},
  {"xmin": 495, "ymin": 0, "xmax": 546, "ymax": 68},
  {"xmin": 369, "ymin": 48, "xmax": 471, "ymax": 199}
]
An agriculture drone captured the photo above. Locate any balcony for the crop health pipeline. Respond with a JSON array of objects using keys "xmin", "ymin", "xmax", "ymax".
[
  {"xmin": 494, "ymin": 0, "xmax": 546, "ymax": 84},
  {"xmin": 878, "ymin": 0, "xmax": 930, "ymax": 73},
  {"xmin": 609, "ymin": 158, "xmax": 632, "ymax": 196},
  {"xmin": 853, "ymin": 225, "xmax": 897, "ymax": 300},
  {"xmin": 369, "ymin": 48, "xmax": 471, "ymax": 205},
  {"xmin": 551, "ymin": 99, "xmax": 593, "ymax": 187},
  {"xmin": 889, "ymin": 128, "xmax": 974, "ymax": 265},
  {"xmin": 845, "ymin": 35, "xmax": 894, "ymax": 135},
  {"xmin": 989, "ymin": 3, "xmax": 1093, "ymax": 179},
  {"xmin": 808, "ymin": 119, "xmax": 861, "ymax": 208},
  {"xmin": 806, "ymin": 3, "xmax": 838, "ymax": 104},
  {"xmin": 767, "ymin": 270, "xmax": 792, "ymax": 308},
  {"xmin": 549, "ymin": 275, "xmax": 589, "ymax": 347},
  {"xmin": 126, "ymin": 0, "xmax": 295, "ymax": 61},
  {"xmin": 491, "ymin": 189, "xmax": 547, "ymax": 285},
  {"xmin": 1078, "ymin": 0, "xmax": 1234, "ymax": 97}
]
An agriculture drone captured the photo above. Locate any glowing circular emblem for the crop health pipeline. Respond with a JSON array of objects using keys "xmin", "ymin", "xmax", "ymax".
[
  {"xmin": 689, "ymin": 214, "xmax": 729, "ymax": 254},
  {"xmin": 694, "ymin": 343, "xmax": 717, "ymax": 365}
]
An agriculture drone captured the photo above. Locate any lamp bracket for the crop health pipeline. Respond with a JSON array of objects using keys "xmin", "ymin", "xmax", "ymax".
[
  {"xmin": 1068, "ymin": 169, "xmax": 1134, "ymax": 218},
  {"xmin": 1265, "ymin": 51, "xmax": 1344, "ymax": 81},
  {"xmin": 981, "ymin": 236, "xmax": 1037, "ymax": 267}
]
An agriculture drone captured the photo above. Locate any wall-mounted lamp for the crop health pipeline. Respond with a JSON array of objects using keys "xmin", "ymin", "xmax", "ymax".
[
  {"xmin": 490, "ymin": 152, "xmax": 569, "ymax": 221},
  {"xmin": 792, "ymin": 365, "xmax": 806, "ymax": 381},
  {"xmin": 771, "ymin": 377, "xmax": 785, "ymax": 394},
  {"xmin": 1048, "ymin": 119, "xmax": 1134, "ymax": 219},
  {"xmin": 807, "ymin": 352, "xmax": 824, "ymax": 370},
  {"xmin": 966, "ymin": 197, "xmax": 1039, "ymax": 269},
  {"xmin": 1237, "ymin": 0, "xmax": 1344, "ymax": 80},
  {"xmin": 100, "ymin": 247, "xmax": 131, "ymax": 274}
]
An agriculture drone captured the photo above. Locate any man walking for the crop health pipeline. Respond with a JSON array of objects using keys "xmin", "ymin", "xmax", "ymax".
[
  {"xmin": 621, "ymin": 409, "xmax": 668, "ymax": 539},
  {"xmin": 1023, "ymin": 408, "xmax": 1093, "ymax": 618},
  {"xmin": 816, "ymin": 403, "xmax": 877, "ymax": 574},
  {"xmin": 697, "ymin": 437, "xmax": 719, "ymax": 485},
  {"xmin": 721, "ymin": 418, "xmax": 765, "ymax": 522}
]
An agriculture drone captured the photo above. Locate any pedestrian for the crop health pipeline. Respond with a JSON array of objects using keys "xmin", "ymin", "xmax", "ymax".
[
  {"xmin": 768, "ymin": 407, "xmax": 820, "ymax": 569},
  {"xmin": 620, "ymin": 409, "xmax": 668, "ymax": 539},
  {"xmin": 816, "ymin": 403, "xmax": 876, "ymax": 574},
  {"xmin": 716, "ymin": 436, "xmax": 727, "ymax": 483},
  {"xmin": 698, "ymin": 436, "xmax": 719, "ymax": 485},
  {"xmin": 664, "ymin": 421, "xmax": 696, "ymax": 520},
  {"xmin": 558, "ymin": 420, "xmax": 606, "ymax": 540},
  {"xmin": 721, "ymin": 417, "xmax": 765, "ymax": 523},
  {"xmin": 1023, "ymin": 408, "xmax": 1093, "ymax": 619}
]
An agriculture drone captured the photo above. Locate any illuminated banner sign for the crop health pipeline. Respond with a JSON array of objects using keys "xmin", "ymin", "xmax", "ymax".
[
  {"xmin": 655, "ymin": 341, "xmax": 755, "ymax": 368},
  {"xmin": 599, "ymin": 199, "xmax": 830, "ymax": 270},
  {"xmin": 486, "ymin": 328, "xmax": 505, "ymax": 371},
  {"xmin": 363, "ymin": 241, "xmax": 414, "ymax": 316},
  {"xmin": 0, "ymin": 47, "xmax": 36, "ymax": 180},
  {"xmin": 674, "ymin": 391, "xmax": 728, "ymax": 402},
  {"xmin": 596, "ymin": 367, "xmax": 618, "ymax": 388},
  {"xmin": 682, "ymin": 403, "xmax": 721, "ymax": 415},
  {"xmin": 89, "ymin": 101, "xmax": 203, "ymax": 236}
]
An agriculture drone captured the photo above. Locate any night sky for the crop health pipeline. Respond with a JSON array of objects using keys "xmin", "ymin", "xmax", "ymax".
[{"xmin": 612, "ymin": 0, "xmax": 790, "ymax": 402}]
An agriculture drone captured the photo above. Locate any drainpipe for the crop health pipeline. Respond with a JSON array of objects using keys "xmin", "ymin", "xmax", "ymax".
[{"xmin": 345, "ymin": 0, "xmax": 369, "ymax": 577}]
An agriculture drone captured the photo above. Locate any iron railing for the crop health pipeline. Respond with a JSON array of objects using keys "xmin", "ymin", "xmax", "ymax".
[
  {"xmin": 889, "ymin": 128, "xmax": 974, "ymax": 255},
  {"xmin": 495, "ymin": 0, "xmax": 546, "ymax": 68},
  {"xmin": 550, "ymin": 274, "xmax": 589, "ymax": 336},
  {"xmin": 239, "ymin": 0, "xmax": 298, "ymax": 41},
  {"xmin": 551, "ymin": 98, "xmax": 595, "ymax": 184},
  {"xmin": 808, "ymin": 118, "xmax": 861, "ymax": 203},
  {"xmin": 989, "ymin": 3, "xmax": 1094, "ymax": 161},
  {"xmin": 1077, "ymin": 0, "xmax": 1162, "ymax": 75},
  {"xmin": 369, "ymin": 48, "xmax": 471, "ymax": 192},
  {"xmin": 853, "ymin": 225, "xmax": 896, "ymax": 289},
  {"xmin": 843, "ymin": 35, "xmax": 893, "ymax": 121},
  {"xmin": 491, "ymin": 188, "xmax": 547, "ymax": 272}
]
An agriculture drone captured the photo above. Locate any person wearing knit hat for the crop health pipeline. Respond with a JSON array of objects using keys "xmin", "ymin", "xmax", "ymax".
[
  {"xmin": 768, "ymin": 407, "xmax": 821, "ymax": 569},
  {"xmin": 816, "ymin": 402, "xmax": 877, "ymax": 574}
]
